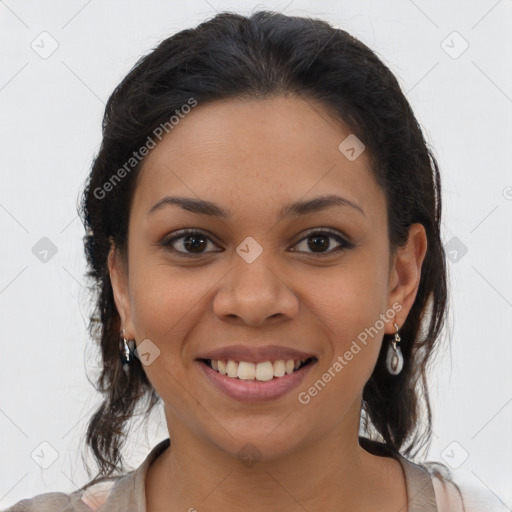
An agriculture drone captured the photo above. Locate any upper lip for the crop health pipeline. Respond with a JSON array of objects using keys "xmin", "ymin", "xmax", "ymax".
[{"xmin": 196, "ymin": 345, "xmax": 316, "ymax": 363}]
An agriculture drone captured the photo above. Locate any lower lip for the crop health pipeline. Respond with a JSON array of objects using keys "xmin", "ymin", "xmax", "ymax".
[{"xmin": 197, "ymin": 360, "xmax": 316, "ymax": 403}]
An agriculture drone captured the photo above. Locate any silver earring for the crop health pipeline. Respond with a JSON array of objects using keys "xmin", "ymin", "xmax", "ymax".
[
  {"xmin": 120, "ymin": 328, "xmax": 133, "ymax": 373},
  {"xmin": 386, "ymin": 322, "xmax": 404, "ymax": 375}
]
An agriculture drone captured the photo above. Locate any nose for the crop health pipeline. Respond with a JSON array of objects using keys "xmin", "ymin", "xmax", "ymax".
[{"xmin": 212, "ymin": 256, "xmax": 300, "ymax": 327}]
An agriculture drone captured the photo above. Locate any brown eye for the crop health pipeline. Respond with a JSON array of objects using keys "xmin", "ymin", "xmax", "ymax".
[
  {"xmin": 162, "ymin": 230, "xmax": 220, "ymax": 256},
  {"xmin": 162, "ymin": 228, "xmax": 353, "ymax": 258},
  {"xmin": 292, "ymin": 229, "xmax": 353, "ymax": 256}
]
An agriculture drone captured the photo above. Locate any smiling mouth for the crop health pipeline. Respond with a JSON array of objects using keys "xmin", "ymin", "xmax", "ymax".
[{"xmin": 198, "ymin": 357, "xmax": 317, "ymax": 381}]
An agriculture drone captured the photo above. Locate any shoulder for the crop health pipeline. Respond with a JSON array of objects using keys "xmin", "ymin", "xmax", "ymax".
[
  {"xmin": 421, "ymin": 462, "xmax": 509, "ymax": 512},
  {"xmin": 432, "ymin": 477, "xmax": 509, "ymax": 512},
  {"xmin": 3, "ymin": 439, "xmax": 170, "ymax": 512},
  {"xmin": 2, "ymin": 480, "xmax": 117, "ymax": 512}
]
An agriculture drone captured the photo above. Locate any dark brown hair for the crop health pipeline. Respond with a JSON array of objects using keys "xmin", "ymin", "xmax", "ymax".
[{"xmin": 78, "ymin": 9, "xmax": 449, "ymax": 487}]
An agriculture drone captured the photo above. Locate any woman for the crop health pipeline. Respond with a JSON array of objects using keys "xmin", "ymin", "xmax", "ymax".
[{"xmin": 5, "ymin": 10, "xmax": 503, "ymax": 512}]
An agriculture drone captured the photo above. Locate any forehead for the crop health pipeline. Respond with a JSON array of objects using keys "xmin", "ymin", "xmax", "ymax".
[{"xmin": 132, "ymin": 95, "xmax": 384, "ymax": 219}]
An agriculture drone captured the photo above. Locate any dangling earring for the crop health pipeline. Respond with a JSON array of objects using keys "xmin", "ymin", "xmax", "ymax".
[
  {"xmin": 386, "ymin": 322, "xmax": 404, "ymax": 375},
  {"xmin": 119, "ymin": 327, "xmax": 133, "ymax": 373}
]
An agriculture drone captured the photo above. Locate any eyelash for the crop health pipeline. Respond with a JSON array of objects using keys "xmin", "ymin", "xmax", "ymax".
[{"xmin": 161, "ymin": 228, "xmax": 354, "ymax": 257}]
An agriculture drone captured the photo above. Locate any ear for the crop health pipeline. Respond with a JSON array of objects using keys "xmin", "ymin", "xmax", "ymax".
[
  {"xmin": 385, "ymin": 223, "xmax": 428, "ymax": 334},
  {"xmin": 108, "ymin": 240, "xmax": 135, "ymax": 339}
]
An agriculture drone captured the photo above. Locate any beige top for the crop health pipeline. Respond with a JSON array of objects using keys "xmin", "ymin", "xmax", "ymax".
[{"xmin": 2, "ymin": 438, "xmax": 501, "ymax": 511}]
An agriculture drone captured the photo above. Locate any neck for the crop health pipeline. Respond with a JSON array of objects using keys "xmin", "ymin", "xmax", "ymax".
[{"xmin": 145, "ymin": 401, "xmax": 404, "ymax": 511}]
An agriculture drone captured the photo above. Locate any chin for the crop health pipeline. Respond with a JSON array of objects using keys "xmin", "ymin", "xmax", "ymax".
[{"xmin": 202, "ymin": 417, "xmax": 311, "ymax": 465}]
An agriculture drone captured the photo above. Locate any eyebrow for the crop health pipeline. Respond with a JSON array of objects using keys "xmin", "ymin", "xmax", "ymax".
[{"xmin": 147, "ymin": 194, "xmax": 365, "ymax": 219}]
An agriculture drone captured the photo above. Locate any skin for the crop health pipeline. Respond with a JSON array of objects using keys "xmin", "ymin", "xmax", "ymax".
[{"xmin": 109, "ymin": 94, "xmax": 427, "ymax": 512}]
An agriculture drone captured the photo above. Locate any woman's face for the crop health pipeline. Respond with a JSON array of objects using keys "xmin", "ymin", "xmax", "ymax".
[{"xmin": 109, "ymin": 94, "xmax": 426, "ymax": 460}]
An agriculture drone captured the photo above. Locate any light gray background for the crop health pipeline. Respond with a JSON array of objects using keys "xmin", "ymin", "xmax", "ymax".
[{"xmin": 1, "ymin": 0, "xmax": 511, "ymax": 508}]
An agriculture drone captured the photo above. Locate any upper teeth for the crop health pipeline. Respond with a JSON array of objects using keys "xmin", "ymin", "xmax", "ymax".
[{"xmin": 210, "ymin": 359, "xmax": 307, "ymax": 381}]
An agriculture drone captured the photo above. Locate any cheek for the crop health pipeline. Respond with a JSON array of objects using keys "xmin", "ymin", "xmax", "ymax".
[
  {"xmin": 127, "ymin": 268, "xmax": 204, "ymax": 397},
  {"xmin": 311, "ymin": 255, "xmax": 390, "ymax": 374},
  {"xmin": 128, "ymin": 258, "xmax": 232, "ymax": 373},
  {"xmin": 128, "ymin": 264, "xmax": 202, "ymax": 353},
  {"xmin": 298, "ymin": 275, "xmax": 386, "ymax": 422}
]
